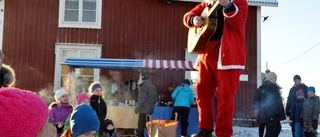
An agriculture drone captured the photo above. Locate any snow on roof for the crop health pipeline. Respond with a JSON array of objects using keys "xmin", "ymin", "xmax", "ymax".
[
  {"xmin": 175, "ymin": 0, "xmax": 278, "ymax": 7},
  {"xmin": 248, "ymin": 0, "xmax": 278, "ymax": 7}
]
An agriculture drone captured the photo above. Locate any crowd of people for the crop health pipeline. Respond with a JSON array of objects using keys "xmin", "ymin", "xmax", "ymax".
[
  {"xmin": 0, "ymin": 47, "xmax": 122, "ymax": 137},
  {"xmin": 254, "ymin": 71, "xmax": 320, "ymax": 137},
  {"xmin": 0, "ymin": 0, "xmax": 319, "ymax": 135},
  {"xmin": 0, "ymin": 58, "xmax": 193, "ymax": 137}
]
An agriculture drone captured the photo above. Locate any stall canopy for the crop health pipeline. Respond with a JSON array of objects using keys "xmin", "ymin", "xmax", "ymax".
[{"xmin": 62, "ymin": 58, "xmax": 195, "ymax": 70}]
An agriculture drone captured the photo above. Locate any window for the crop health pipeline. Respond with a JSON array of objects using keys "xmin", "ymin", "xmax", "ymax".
[
  {"xmin": 58, "ymin": 0, "xmax": 102, "ymax": 29},
  {"xmin": 54, "ymin": 43, "xmax": 102, "ymax": 92}
]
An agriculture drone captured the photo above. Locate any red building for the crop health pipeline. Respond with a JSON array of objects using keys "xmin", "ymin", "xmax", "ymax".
[{"xmin": 0, "ymin": 0, "xmax": 278, "ymax": 125}]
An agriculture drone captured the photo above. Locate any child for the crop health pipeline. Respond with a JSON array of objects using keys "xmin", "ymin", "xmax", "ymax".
[
  {"xmin": 64, "ymin": 92, "xmax": 90, "ymax": 131},
  {"xmin": 101, "ymin": 119, "xmax": 120, "ymax": 137},
  {"xmin": 301, "ymin": 86, "xmax": 320, "ymax": 137},
  {"xmin": 289, "ymin": 89, "xmax": 305, "ymax": 137},
  {"xmin": 89, "ymin": 82, "xmax": 107, "ymax": 123},
  {"xmin": 61, "ymin": 104, "xmax": 100, "ymax": 137},
  {"xmin": 49, "ymin": 88, "xmax": 73, "ymax": 137},
  {"xmin": 89, "ymin": 82, "xmax": 107, "ymax": 135}
]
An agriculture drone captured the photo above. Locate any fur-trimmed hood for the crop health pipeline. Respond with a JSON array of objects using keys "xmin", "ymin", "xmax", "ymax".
[
  {"xmin": 48, "ymin": 102, "xmax": 73, "ymax": 109},
  {"xmin": 0, "ymin": 64, "xmax": 15, "ymax": 87}
]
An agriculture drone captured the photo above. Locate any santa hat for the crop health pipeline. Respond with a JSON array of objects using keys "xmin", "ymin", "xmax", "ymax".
[
  {"xmin": 76, "ymin": 92, "xmax": 90, "ymax": 105},
  {"xmin": 55, "ymin": 88, "xmax": 68, "ymax": 101},
  {"xmin": 70, "ymin": 104, "xmax": 99, "ymax": 137},
  {"xmin": 0, "ymin": 88, "xmax": 48, "ymax": 136}
]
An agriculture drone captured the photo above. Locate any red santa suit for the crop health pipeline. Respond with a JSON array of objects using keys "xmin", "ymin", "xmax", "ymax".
[{"xmin": 183, "ymin": 0, "xmax": 248, "ymax": 136}]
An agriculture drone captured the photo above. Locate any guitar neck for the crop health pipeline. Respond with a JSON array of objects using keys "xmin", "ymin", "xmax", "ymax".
[{"xmin": 201, "ymin": 1, "xmax": 222, "ymax": 20}]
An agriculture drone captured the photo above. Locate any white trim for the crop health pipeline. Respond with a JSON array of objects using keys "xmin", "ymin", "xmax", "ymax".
[
  {"xmin": 54, "ymin": 43, "xmax": 102, "ymax": 91},
  {"xmin": 257, "ymin": 6, "xmax": 262, "ymax": 87},
  {"xmin": 58, "ymin": 0, "xmax": 102, "ymax": 29},
  {"xmin": 0, "ymin": 0, "xmax": 4, "ymax": 50},
  {"xmin": 217, "ymin": 43, "xmax": 245, "ymax": 70},
  {"xmin": 223, "ymin": 3, "xmax": 239, "ymax": 18}
]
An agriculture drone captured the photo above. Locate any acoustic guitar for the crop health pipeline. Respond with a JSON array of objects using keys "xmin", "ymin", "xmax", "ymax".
[{"xmin": 187, "ymin": 1, "xmax": 222, "ymax": 54}]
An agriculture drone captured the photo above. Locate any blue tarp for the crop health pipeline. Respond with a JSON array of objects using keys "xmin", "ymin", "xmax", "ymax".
[{"xmin": 62, "ymin": 58, "xmax": 144, "ymax": 69}]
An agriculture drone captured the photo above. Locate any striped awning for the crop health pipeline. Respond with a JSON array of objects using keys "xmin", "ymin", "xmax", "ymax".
[
  {"xmin": 62, "ymin": 58, "xmax": 195, "ymax": 71},
  {"xmin": 143, "ymin": 59, "xmax": 194, "ymax": 70}
]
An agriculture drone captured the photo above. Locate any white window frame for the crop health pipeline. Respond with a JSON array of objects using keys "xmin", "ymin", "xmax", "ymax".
[
  {"xmin": 0, "ymin": 0, "xmax": 5, "ymax": 49},
  {"xmin": 54, "ymin": 43, "xmax": 102, "ymax": 91},
  {"xmin": 58, "ymin": 0, "xmax": 102, "ymax": 29}
]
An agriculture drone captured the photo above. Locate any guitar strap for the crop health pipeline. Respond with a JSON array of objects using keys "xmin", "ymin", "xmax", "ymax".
[{"xmin": 209, "ymin": 6, "xmax": 224, "ymax": 41}]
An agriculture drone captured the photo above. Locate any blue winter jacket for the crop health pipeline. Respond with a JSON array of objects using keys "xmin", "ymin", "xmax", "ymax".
[
  {"xmin": 289, "ymin": 98, "xmax": 304, "ymax": 122},
  {"xmin": 171, "ymin": 83, "xmax": 194, "ymax": 108}
]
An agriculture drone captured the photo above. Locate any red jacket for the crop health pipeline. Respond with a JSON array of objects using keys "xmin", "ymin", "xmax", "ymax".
[{"xmin": 183, "ymin": 0, "xmax": 248, "ymax": 70}]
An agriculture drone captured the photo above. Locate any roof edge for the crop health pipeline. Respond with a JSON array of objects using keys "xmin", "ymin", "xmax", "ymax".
[
  {"xmin": 172, "ymin": 0, "xmax": 278, "ymax": 7},
  {"xmin": 248, "ymin": 2, "xmax": 278, "ymax": 7}
]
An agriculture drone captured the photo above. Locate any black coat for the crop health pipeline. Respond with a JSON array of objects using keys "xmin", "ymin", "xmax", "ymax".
[
  {"xmin": 285, "ymin": 83, "xmax": 308, "ymax": 117},
  {"xmin": 90, "ymin": 95, "xmax": 107, "ymax": 124},
  {"xmin": 253, "ymin": 81, "xmax": 286, "ymax": 123}
]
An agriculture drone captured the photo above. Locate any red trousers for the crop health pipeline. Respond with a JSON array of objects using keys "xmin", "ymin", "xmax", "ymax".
[{"xmin": 197, "ymin": 41, "xmax": 242, "ymax": 137}]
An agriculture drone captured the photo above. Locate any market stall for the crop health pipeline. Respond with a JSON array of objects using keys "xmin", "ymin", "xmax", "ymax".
[{"xmin": 62, "ymin": 57, "xmax": 197, "ymax": 136}]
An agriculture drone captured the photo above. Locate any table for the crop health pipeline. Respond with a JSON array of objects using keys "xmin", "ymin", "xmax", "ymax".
[
  {"xmin": 106, "ymin": 106, "xmax": 199, "ymax": 137},
  {"xmin": 106, "ymin": 106, "xmax": 138, "ymax": 129},
  {"xmin": 146, "ymin": 106, "xmax": 199, "ymax": 137}
]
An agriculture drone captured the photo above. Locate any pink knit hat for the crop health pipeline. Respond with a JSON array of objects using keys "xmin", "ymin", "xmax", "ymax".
[
  {"xmin": 0, "ymin": 88, "xmax": 48, "ymax": 136},
  {"xmin": 76, "ymin": 92, "xmax": 90, "ymax": 105}
]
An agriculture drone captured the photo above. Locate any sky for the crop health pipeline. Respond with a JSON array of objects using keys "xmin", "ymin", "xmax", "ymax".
[{"xmin": 261, "ymin": 0, "xmax": 320, "ymax": 99}]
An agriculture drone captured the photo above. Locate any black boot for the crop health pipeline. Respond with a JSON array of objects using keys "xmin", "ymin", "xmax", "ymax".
[{"xmin": 192, "ymin": 130, "xmax": 213, "ymax": 137}]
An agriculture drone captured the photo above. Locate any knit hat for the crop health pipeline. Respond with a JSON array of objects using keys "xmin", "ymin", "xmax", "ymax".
[
  {"xmin": 307, "ymin": 86, "xmax": 316, "ymax": 93},
  {"xmin": 0, "ymin": 64, "xmax": 16, "ymax": 88},
  {"xmin": 0, "ymin": 88, "xmax": 48, "ymax": 136},
  {"xmin": 91, "ymin": 83, "xmax": 102, "ymax": 93},
  {"xmin": 101, "ymin": 119, "xmax": 114, "ymax": 130},
  {"xmin": 54, "ymin": 88, "xmax": 68, "ymax": 101},
  {"xmin": 182, "ymin": 79, "xmax": 191, "ymax": 85},
  {"xmin": 70, "ymin": 104, "xmax": 99, "ymax": 137},
  {"xmin": 76, "ymin": 92, "xmax": 90, "ymax": 105},
  {"xmin": 293, "ymin": 75, "xmax": 301, "ymax": 81},
  {"xmin": 265, "ymin": 72, "xmax": 277, "ymax": 81},
  {"xmin": 296, "ymin": 89, "xmax": 304, "ymax": 97}
]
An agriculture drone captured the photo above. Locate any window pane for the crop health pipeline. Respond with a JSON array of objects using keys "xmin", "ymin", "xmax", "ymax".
[
  {"xmin": 82, "ymin": 11, "xmax": 96, "ymax": 22},
  {"xmin": 80, "ymin": 68, "xmax": 94, "ymax": 75},
  {"xmin": 65, "ymin": 0, "xmax": 79, "ymax": 10},
  {"xmin": 61, "ymin": 66, "xmax": 70, "ymax": 75},
  {"xmin": 83, "ymin": 0, "xmax": 96, "ymax": 10},
  {"xmin": 65, "ymin": 10, "xmax": 79, "ymax": 21},
  {"xmin": 61, "ymin": 50, "xmax": 77, "ymax": 62},
  {"xmin": 80, "ymin": 50, "xmax": 96, "ymax": 58}
]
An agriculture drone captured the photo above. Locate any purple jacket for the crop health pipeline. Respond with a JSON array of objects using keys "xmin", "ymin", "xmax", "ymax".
[{"xmin": 48, "ymin": 103, "xmax": 73, "ymax": 136}]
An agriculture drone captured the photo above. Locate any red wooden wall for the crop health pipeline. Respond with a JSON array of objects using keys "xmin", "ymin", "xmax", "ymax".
[{"xmin": 3, "ymin": 0, "xmax": 258, "ymax": 122}]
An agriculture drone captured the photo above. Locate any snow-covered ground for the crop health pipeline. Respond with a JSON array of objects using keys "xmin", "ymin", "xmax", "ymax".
[{"xmin": 232, "ymin": 123, "xmax": 320, "ymax": 137}]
